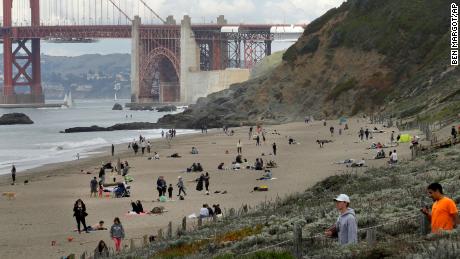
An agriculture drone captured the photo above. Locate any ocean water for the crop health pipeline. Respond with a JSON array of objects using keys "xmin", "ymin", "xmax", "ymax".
[{"xmin": 0, "ymin": 99, "xmax": 195, "ymax": 175}]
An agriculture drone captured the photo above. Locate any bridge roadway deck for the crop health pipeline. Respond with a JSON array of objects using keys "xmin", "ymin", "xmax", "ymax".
[{"xmin": 0, "ymin": 24, "xmax": 280, "ymax": 39}]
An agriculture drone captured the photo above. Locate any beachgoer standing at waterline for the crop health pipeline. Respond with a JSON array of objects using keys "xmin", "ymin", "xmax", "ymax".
[
  {"xmin": 111, "ymin": 144, "xmax": 114, "ymax": 156},
  {"xmin": 237, "ymin": 140, "xmax": 242, "ymax": 154},
  {"xmin": 272, "ymin": 142, "xmax": 277, "ymax": 156},
  {"xmin": 11, "ymin": 164, "xmax": 16, "ymax": 185}
]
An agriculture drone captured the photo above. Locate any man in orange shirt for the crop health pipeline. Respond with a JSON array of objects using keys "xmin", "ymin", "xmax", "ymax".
[{"xmin": 421, "ymin": 183, "xmax": 459, "ymax": 233}]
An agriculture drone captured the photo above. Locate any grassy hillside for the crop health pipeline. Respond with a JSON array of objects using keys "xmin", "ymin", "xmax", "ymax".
[
  {"xmin": 159, "ymin": 0, "xmax": 459, "ymax": 129},
  {"xmin": 115, "ymin": 145, "xmax": 460, "ymax": 258}
]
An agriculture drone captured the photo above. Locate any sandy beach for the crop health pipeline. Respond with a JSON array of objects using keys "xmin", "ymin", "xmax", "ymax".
[{"xmin": 0, "ymin": 119, "xmax": 415, "ymax": 258}]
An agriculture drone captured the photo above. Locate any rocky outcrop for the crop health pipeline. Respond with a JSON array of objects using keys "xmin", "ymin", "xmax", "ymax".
[
  {"xmin": 0, "ymin": 113, "xmax": 34, "ymax": 125},
  {"xmin": 156, "ymin": 105, "xmax": 177, "ymax": 112},
  {"xmin": 62, "ymin": 122, "xmax": 173, "ymax": 133},
  {"xmin": 152, "ymin": 0, "xmax": 458, "ymax": 127},
  {"xmin": 112, "ymin": 103, "xmax": 123, "ymax": 110}
]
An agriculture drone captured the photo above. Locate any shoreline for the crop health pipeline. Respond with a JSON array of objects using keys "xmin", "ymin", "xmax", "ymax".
[
  {"xmin": 0, "ymin": 130, "xmax": 199, "ymax": 186},
  {"xmin": 0, "ymin": 119, "xmax": 416, "ymax": 258}
]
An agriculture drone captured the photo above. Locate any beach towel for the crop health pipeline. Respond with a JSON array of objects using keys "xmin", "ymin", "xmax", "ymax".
[
  {"xmin": 399, "ymin": 134, "xmax": 412, "ymax": 143},
  {"xmin": 125, "ymin": 212, "xmax": 148, "ymax": 216},
  {"xmin": 124, "ymin": 175, "xmax": 134, "ymax": 183}
]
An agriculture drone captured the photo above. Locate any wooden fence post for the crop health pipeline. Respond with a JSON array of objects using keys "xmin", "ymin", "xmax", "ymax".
[
  {"xmin": 130, "ymin": 238, "xmax": 135, "ymax": 252},
  {"xmin": 158, "ymin": 229, "xmax": 163, "ymax": 240},
  {"xmin": 293, "ymin": 223, "xmax": 302, "ymax": 259},
  {"xmin": 420, "ymin": 198, "xmax": 430, "ymax": 235},
  {"xmin": 143, "ymin": 235, "xmax": 148, "ymax": 246},
  {"xmin": 182, "ymin": 216, "xmax": 187, "ymax": 232},
  {"xmin": 198, "ymin": 217, "xmax": 203, "ymax": 227},
  {"xmin": 366, "ymin": 228, "xmax": 376, "ymax": 245},
  {"xmin": 80, "ymin": 252, "xmax": 86, "ymax": 259},
  {"xmin": 167, "ymin": 221, "xmax": 173, "ymax": 239}
]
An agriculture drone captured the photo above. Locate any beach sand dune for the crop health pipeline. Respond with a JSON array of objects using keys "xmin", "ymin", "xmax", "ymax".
[{"xmin": 0, "ymin": 120, "xmax": 414, "ymax": 258}]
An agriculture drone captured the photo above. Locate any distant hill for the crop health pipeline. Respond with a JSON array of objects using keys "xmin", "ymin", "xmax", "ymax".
[
  {"xmin": 0, "ymin": 53, "xmax": 131, "ymax": 99},
  {"xmin": 158, "ymin": 0, "xmax": 459, "ymax": 128}
]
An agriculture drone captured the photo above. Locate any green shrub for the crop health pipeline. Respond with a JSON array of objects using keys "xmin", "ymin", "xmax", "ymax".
[
  {"xmin": 299, "ymin": 35, "xmax": 320, "ymax": 54},
  {"xmin": 327, "ymin": 78, "xmax": 358, "ymax": 101}
]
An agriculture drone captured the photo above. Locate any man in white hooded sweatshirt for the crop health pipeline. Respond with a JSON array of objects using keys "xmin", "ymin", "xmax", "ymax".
[{"xmin": 325, "ymin": 194, "xmax": 358, "ymax": 245}]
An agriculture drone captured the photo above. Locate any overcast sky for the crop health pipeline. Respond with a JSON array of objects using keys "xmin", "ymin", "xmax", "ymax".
[{"xmin": 2, "ymin": 0, "xmax": 345, "ymax": 56}]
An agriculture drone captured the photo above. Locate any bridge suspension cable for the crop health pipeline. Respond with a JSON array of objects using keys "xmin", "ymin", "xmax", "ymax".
[
  {"xmin": 107, "ymin": 0, "xmax": 133, "ymax": 23},
  {"xmin": 138, "ymin": 0, "xmax": 166, "ymax": 24}
]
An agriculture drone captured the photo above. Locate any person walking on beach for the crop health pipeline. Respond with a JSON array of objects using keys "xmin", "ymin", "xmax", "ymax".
[
  {"xmin": 147, "ymin": 141, "xmax": 151, "ymax": 153},
  {"xmin": 99, "ymin": 167, "xmax": 105, "ymax": 185},
  {"xmin": 330, "ymin": 126, "xmax": 335, "ymax": 137},
  {"xmin": 73, "ymin": 199, "xmax": 89, "ymax": 234},
  {"xmin": 451, "ymin": 126, "xmax": 457, "ymax": 140},
  {"xmin": 365, "ymin": 128, "xmax": 370, "ymax": 140},
  {"xmin": 110, "ymin": 217, "xmax": 125, "ymax": 252},
  {"xmin": 204, "ymin": 172, "xmax": 210, "ymax": 192},
  {"xmin": 237, "ymin": 140, "xmax": 242, "ymax": 154},
  {"xmin": 168, "ymin": 184, "xmax": 173, "ymax": 199},
  {"xmin": 272, "ymin": 142, "xmax": 277, "ymax": 156},
  {"xmin": 391, "ymin": 131, "xmax": 395, "ymax": 144},
  {"xmin": 111, "ymin": 144, "xmax": 115, "ymax": 156},
  {"xmin": 249, "ymin": 126, "xmax": 253, "ymax": 140},
  {"xmin": 161, "ymin": 130, "xmax": 164, "ymax": 138},
  {"xmin": 421, "ymin": 183, "xmax": 459, "ymax": 233},
  {"xmin": 90, "ymin": 177, "xmax": 98, "ymax": 198},
  {"xmin": 325, "ymin": 194, "xmax": 357, "ymax": 245},
  {"xmin": 177, "ymin": 176, "xmax": 187, "ymax": 196},
  {"xmin": 156, "ymin": 176, "xmax": 167, "ymax": 198},
  {"xmin": 359, "ymin": 128, "xmax": 364, "ymax": 141},
  {"xmin": 11, "ymin": 164, "xmax": 16, "ymax": 185}
]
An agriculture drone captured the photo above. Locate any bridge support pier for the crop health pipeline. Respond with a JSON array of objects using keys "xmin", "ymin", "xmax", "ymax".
[
  {"xmin": 130, "ymin": 16, "xmax": 141, "ymax": 103},
  {"xmin": 1, "ymin": 0, "xmax": 44, "ymax": 104}
]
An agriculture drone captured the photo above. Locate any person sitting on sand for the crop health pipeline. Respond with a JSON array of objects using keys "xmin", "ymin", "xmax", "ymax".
[
  {"xmin": 213, "ymin": 204, "xmax": 222, "ymax": 216},
  {"xmin": 257, "ymin": 169, "xmax": 273, "ymax": 180},
  {"xmin": 196, "ymin": 163, "xmax": 203, "ymax": 172},
  {"xmin": 253, "ymin": 158, "xmax": 263, "ymax": 170},
  {"xmin": 191, "ymin": 147, "xmax": 199, "ymax": 154},
  {"xmin": 218, "ymin": 162, "xmax": 225, "ymax": 170},
  {"xmin": 94, "ymin": 240, "xmax": 109, "ymax": 258},
  {"xmin": 232, "ymin": 162, "xmax": 241, "ymax": 170},
  {"xmin": 266, "ymin": 160, "xmax": 277, "ymax": 168},
  {"xmin": 199, "ymin": 204, "xmax": 210, "ymax": 219},
  {"xmin": 375, "ymin": 149, "xmax": 386, "ymax": 159},
  {"xmin": 235, "ymin": 154, "xmax": 243, "ymax": 164},
  {"xmin": 288, "ymin": 137, "xmax": 296, "ymax": 145}
]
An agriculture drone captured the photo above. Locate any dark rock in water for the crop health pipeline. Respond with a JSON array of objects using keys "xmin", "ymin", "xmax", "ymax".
[
  {"xmin": 64, "ymin": 125, "xmax": 108, "ymax": 133},
  {"xmin": 112, "ymin": 103, "xmax": 123, "ymax": 110},
  {"xmin": 62, "ymin": 122, "xmax": 171, "ymax": 133},
  {"xmin": 0, "ymin": 113, "xmax": 34, "ymax": 125},
  {"xmin": 156, "ymin": 105, "xmax": 177, "ymax": 112}
]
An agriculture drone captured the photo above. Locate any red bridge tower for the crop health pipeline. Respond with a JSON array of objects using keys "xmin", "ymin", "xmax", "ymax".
[{"xmin": 1, "ymin": 0, "xmax": 44, "ymax": 104}]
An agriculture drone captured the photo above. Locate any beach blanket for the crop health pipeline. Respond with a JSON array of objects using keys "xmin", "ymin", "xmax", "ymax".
[
  {"xmin": 125, "ymin": 212, "xmax": 148, "ymax": 216},
  {"xmin": 399, "ymin": 134, "xmax": 413, "ymax": 143}
]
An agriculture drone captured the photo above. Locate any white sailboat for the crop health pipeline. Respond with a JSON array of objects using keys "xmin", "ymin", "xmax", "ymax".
[{"xmin": 66, "ymin": 91, "xmax": 75, "ymax": 108}]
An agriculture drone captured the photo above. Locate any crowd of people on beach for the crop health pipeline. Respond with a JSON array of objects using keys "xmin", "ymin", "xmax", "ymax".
[{"xmin": 11, "ymin": 114, "xmax": 460, "ymax": 257}]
